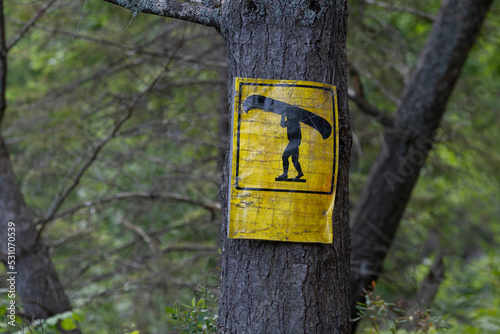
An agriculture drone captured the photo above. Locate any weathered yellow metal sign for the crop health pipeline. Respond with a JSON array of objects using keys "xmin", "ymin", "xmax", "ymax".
[{"xmin": 228, "ymin": 78, "xmax": 339, "ymax": 243}]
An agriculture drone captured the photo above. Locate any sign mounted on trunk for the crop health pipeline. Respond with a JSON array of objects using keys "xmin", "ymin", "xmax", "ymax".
[{"xmin": 228, "ymin": 78, "xmax": 339, "ymax": 243}]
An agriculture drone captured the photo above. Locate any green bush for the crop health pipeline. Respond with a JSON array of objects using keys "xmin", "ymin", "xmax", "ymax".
[{"xmin": 165, "ymin": 287, "xmax": 217, "ymax": 334}]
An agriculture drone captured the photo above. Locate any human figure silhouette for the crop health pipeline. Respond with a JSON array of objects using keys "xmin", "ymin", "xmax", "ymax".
[
  {"xmin": 242, "ymin": 94, "xmax": 333, "ymax": 182},
  {"xmin": 277, "ymin": 114, "xmax": 304, "ymax": 180}
]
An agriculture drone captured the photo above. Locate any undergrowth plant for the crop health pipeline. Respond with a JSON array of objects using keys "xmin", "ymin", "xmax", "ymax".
[
  {"xmin": 165, "ymin": 286, "xmax": 217, "ymax": 334},
  {"xmin": 355, "ymin": 284, "xmax": 450, "ymax": 333}
]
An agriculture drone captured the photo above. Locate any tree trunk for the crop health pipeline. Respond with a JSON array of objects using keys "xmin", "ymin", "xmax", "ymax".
[
  {"xmin": 0, "ymin": 138, "xmax": 80, "ymax": 333},
  {"xmin": 350, "ymin": 0, "xmax": 493, "ymax": 331},
  {"xmin": 217, "ymin": 1, "xmax": 351, "ymax": 332}
]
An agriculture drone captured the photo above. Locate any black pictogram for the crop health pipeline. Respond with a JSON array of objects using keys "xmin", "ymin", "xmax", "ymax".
[{"xmin": 242, "ymin": 95, "xmax": 333, "ymax": 182}]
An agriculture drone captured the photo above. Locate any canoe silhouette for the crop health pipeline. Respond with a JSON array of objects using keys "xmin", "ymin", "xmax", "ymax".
[{"xmin": 242, "ymin": 95, "xmax": 332, "ymax": 140}]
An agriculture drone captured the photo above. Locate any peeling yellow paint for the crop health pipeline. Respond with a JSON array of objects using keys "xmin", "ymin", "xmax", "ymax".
[{"xmin": 228, "ymin": 78, "xmax": 339, "ymax": 243}]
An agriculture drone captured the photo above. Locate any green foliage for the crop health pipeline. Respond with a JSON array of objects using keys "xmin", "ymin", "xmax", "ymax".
[
  {"xmin": 355, "ymin": 288, "xmax": 450, "ymax": 334},
  {"xmin": 0, "ymin": 306, "xmax": 84, "ymax": 333},
  {"xmin": 435, "ymin": 252, "xmax": 500, "ymax": 333},
  {"xmin": 166, "ymin": 287, "xmax": 217, "ymax": 334},
  {"xmin": 0, "ymin": 304, "xmax": 22, "ymax": 332}
]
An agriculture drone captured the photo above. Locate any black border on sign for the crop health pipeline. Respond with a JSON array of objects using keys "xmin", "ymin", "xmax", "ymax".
[{"xmin": 235, "ymin": 81, "xmax": 337, "ymax": 195}]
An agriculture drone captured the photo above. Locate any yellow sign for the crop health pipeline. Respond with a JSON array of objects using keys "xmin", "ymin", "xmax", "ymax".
[{"xmin": 228, "ymin": 78, "xmax": 339, "ymax": 243}]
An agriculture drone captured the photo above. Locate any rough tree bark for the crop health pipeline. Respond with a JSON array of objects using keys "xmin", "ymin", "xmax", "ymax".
[
  {"xmin": 350, "ymin": 0, "xmax": 493, "ymax": 331},
  {"xmin": 218, "ymin": 1, "xmax": 351, "ymax": 332},
  {"xmin": 103, "ymin": 0, "xmax": 352, "ymax": 332},
  {"xmin": 0, "ymin": 1, "xmax": 80, "ymax": 332}
]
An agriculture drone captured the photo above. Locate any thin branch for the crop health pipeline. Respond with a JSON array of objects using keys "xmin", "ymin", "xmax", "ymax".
[
  {"xmin": 10, "ymin": 1, "xmax": 48, "ymax": 5},
  {"xmin": 361, "ymin": 0, "xmax": 436, "ymax": 21},
  {"xmin": 348, "ymin": 64, "xmax": 395, "ymax": 128},
  {"xmin": 7, "ymin": 0, "xmax": 57, "ymax": 51},
  {"xmin": 348, "ymin": 91, "xmax": 394, "ymax": 128},
  {"xmin": 50, "ymin": 225, "xmax": 92, "ymax": 248},
  {"xmin": 360, "ymin": 68, "xmax": 401, "ymax": 105},
  {"xmin": 36, "ymin": 67, "xmax": 169, "ymax": 242},
  {"xmin": 67, "ymin": 219, "xmax": 204, "ymax": 279},
  {"xmin": 10, "ymin": 56, "xmax": 143, "ymax": 109},
  {"xmin": 74, "ymin": 274, "xmax": 201, "ymax": 307},
  {"xmin": 0, "ymin": 1, "xmax": 7, "ymax": 125},
  {"xmin": 6, "ymin": 21, "xmax": 227, "ymax": 71},
  {"xmin": 44, "ymin": 191, "xmax": 221, "ymax": 222},
  {"xmin": 118, "ymin": 214, "xmax": 159, "ymax": 255},
  {"xmin": 102, "ymin": 0, "xmax": 220, "ymax": 30}
]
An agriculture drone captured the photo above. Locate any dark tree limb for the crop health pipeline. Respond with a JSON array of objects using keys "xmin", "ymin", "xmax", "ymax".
[
  {"xmin": 401, "ymin": 252, "xmax": 445, "ymax": 331},
  {"xmin": 415, "ymin": 252, "xmax": 445, "ymax": 309},
  {"xmin": 102, "ymin": 0, "xmax": 221, "ymax": 30},
  {"xmin": 350, "ymin": 0, "xmax": 494, "ymax": 332},
  {"xmin": 348, "ymin": 91, "xmax": 394, "ymax": 128},
  {"xmin": 348, "ymin": 64, "xmax": 394, "ymax": 128}
]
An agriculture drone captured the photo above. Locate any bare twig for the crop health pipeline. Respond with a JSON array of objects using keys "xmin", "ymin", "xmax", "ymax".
[
  {"xmin": 118, "ymin": 214, "xmax": 159, "ymax": 254},
  {"xmin": 42, "ymin": 191, "xmax": 220, "ymax": 222},
  {"xmin": 74, "ymin": 274, "xmax": 202, "ymax": 307},
  {"xmin": 7, "ymin": 0, "xmax": 57, "ymax": 51},
  {"xmin": 362, "ymin": 0, "xmax": 436, "ymax": 21},
  {"xmin": 348, "ymin": 91, "xmax": 394, "ymax": 128},
  {"xmin": 50, "ymin": 225, "xmax": 92, "ymax": 248},
  {"xmin": 10, "ymin": 0, "xmax": 48, "ymax": 6},
  {"xmin": 6, "ymin": 21, "xmax": 226, "ymax": 70},
  {"xmin": 348, "ymin": 64, "xmax": 395, "ymax": 128},
  {"xmin": 68, "ymin": 219, "xmax": 205, "ymax": 279}
]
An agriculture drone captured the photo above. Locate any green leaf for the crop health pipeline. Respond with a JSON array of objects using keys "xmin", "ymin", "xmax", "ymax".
[
  {"xmin": 72, "ymin": 309, "xmax": 85, "ymax": 322},
  {"xmin": 165, "ymin": 307, "xmax": 176, "ymax": 314},
  {"xmin": 45, "ymin": 316, "xmax": 59, "ymax": 327},
  {"xmin": 60, "ymin": 318, "xmax": 77, "ymax": 330}
]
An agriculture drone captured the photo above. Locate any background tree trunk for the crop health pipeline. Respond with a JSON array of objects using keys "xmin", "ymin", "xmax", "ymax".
[
  {"xmin": 350, "ymin": 0, "xmax": 493, "ymax": 331},
  {"xmin": 217, "ymin": 1, "xmax": 352, "ymax": 332},
  {"xmin": 0, "ymin": 1, "xmax": 79, "ymax": 331},
  {"xmin": 0, "ymin": 134, "xmax": 79, "ymax": 331}
]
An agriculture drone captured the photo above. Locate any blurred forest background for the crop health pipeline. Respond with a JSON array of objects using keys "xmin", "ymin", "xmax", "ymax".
[{"xmin": 0, "ymin": 0, "xmax": 499, "ymax": 333}]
